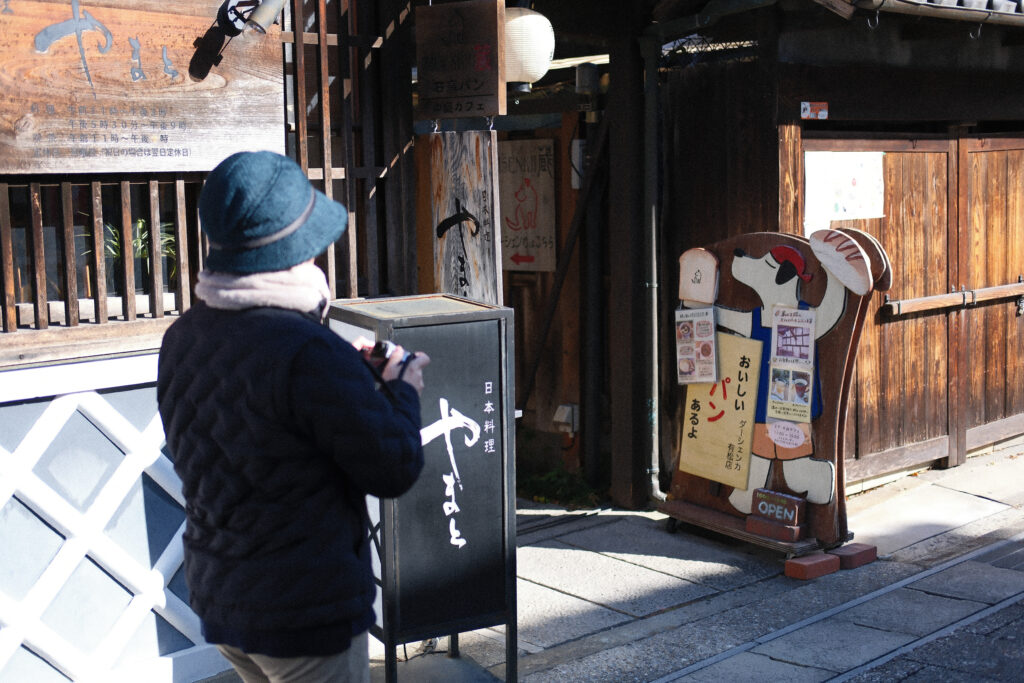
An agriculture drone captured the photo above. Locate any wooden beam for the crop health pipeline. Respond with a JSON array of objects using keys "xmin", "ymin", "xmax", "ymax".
[{"xmin": 607, "ymin": 28, "xmax": 648, "ymax": 509}]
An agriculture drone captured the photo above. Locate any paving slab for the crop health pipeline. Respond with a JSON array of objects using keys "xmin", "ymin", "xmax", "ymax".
[
  {"xmin": 710, "ymin": 559, "xmax": 920, "ymax": 639},
  {"xmin": 520, "ymin": 618, "xmax": 749, "ymax": 683},
  {"xmin": 847, "ymin": 484, "xmax": 1009, "ymax": 557},
  {"xmin": 516, "ymin": 510, "xmax": 614, "ymax": 547},
  {"xmin": 369, "ymin": 651, "xmax": 500, "ymax": 682},
  {"xmin": 917, "ymin": 451, "xmax": 1024, "ymax": 506},
  {"xmin": 904, "ymin": 630, "xmax": 1024, "ymax": 680},
  {"xmin": 909, "ymin": 560, "xmax": 1024, "ymax": 604},
  {"xmin": 517, "ymin": 540, "xmax": 715, "ymax": 617},
  {"xmin": 509, "ymin": 575, "xmax": 797, "ymax": 680},
  {"xmin": 842, "ymin": 656, "xmax": 930, "ymax": 682},
  {"xmin": 751, "ymin": 617, "xmax": 916, "ymax": 672},
  {"xmin": 679, "ymin": 651, "xmax": 833, "ymax": 682},
  {"xmin": 836, "ymin": 587, "xmax": 988, "ymax": 636},
  {"xmin": 548, "ymin": 515, "xmax": 782, "ymax": 591},
  {"xmin": 515, "ymin": 577, "xmax": 633, "ymax": 648}
]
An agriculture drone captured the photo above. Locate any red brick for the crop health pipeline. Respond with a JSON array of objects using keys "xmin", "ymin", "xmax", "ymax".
[
  {"xmin": 752, "ymin": 488, "xmax": 805, "ymax": 526},
  {"xmin": 785, "ymin": 553, "xmax": 840, "ymax": 580},
  {"xmin": 829, "ymin": 543, "xmax": 877, "ymax": 570},
  {"xmin": 745, "ymin": 515, "xmax": 804, "ymax": 542}
]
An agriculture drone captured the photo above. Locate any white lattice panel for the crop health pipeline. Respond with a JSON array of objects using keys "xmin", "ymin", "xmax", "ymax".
[{"xmin": 0, "ymin": 356, "xmax": 226, "ymax": 682}]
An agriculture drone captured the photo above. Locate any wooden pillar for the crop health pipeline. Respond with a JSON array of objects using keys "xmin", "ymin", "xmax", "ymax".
[{"xmin": 607, "ymin": 24, "xmax": 648, "ymax": 509}]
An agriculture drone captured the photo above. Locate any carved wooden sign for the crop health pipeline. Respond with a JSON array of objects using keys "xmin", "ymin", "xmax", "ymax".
[
  {"xmin": 414, "ymin": 0, "xmax": 505, "ymax": 120},
  {"xmin": 0, "ymin": 0, "xmax": 284, "ymax": 173},
  {"xmin": 498, "ymin": 139, "xmax": 555, "ymax": 272},
  {"xmin": 427, "ymin": 130, "xmax": 502, "ymax": 306},
  {"xmin": 662, "ymin": 229, "xmax": 892, "ymax": 551}
]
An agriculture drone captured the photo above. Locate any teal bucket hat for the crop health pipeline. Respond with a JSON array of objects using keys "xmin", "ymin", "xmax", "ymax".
[{"xmin": 199, "ymin": 151, "xmax": 347, "ymax": 273}]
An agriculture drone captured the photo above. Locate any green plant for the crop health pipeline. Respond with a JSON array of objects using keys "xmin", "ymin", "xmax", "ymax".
[
  {"xmin": 517, "ymin": 467, "xmax": 601, "ymax": 509},
  {"xmin": 81, "ymin": 218, "xmax": 177, "ymax": 279},
  {"xmin": 103, "ymin": 219, "xmax": 176, "ymax": 276}
]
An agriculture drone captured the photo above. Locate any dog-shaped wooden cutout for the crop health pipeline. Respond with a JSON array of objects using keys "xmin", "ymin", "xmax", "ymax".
[{"xmin": 667, "ymin": 228, "xmax": 890, "ymax": 549}]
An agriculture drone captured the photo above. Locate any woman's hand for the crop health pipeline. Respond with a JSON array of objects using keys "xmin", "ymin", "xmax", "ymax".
[{"xmin": 382, "ymin": 347, "xmax": 430, "ymax": 395}]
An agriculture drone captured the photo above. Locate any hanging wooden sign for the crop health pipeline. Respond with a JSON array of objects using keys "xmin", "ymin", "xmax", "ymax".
[
  {"xmin": 414, "ymin": 0, "xmax": 505, "ymax": 120},
  {"xmin": 0, "ymin": 0, "xmax": 283, "ymax": 173},
  {"xmin": 498, "ymin": 138, "xmax": 555, "ymax": 272},
  {"xmin": 427, "ymin": 130, "xmax": 503, "ymax": 305}
]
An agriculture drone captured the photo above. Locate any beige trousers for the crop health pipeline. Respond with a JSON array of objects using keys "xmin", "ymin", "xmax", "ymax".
[{"xmin": 216, "ymin": 632, "xmax": 370, "ymax": 683}]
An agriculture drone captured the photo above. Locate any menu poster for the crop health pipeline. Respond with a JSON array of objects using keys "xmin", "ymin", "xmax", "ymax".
[
  {"xmin": 766, "ymin": 306, "xmax": 815, "ymax": 423},
  {"xmin": 675, "ymin": 307, "xmax": 717, "ymax": 384}
]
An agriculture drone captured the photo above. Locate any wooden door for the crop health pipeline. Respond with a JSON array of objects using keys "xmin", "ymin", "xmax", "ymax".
[
  {"xmin": 807, "ymin": 140, "xmax": 956, "ymax": 481},
  {"xmin": 961, "ymin": 138, "xmax": 1024, "ymax": 453},
  {"xmin": 811, "ymin": 135, "xmax": 1024, "ymax": 482}
]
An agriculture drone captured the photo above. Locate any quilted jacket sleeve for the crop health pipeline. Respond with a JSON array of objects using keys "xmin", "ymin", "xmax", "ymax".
[{"xmin": 287, "ymin": 332, "xmax": 424, "ymax": 499}]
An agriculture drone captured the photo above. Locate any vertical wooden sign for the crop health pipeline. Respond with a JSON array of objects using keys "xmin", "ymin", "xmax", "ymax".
[
  {"xmin": 415, "ymin": 0, "xmax": 505, "ymax": 120},
  {"xmin": 428, "ymin": 130, "xmax": 502, "ymax": 306},
  {"xmin": 498, "ymin": 139, "xmax": 556, "ymax": 272}
]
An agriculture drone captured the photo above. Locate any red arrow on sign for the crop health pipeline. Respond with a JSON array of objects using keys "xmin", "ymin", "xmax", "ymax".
[{"xmin": 511, "ymin": 253, "xmax": 535, "ymax": 265}]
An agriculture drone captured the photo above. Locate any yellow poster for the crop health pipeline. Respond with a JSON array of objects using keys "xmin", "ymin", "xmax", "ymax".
[{"xmin": 678, "ymin": 332, "xmax": 762, "ymax": 490}]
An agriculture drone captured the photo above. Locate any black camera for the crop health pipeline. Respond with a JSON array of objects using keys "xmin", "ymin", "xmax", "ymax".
[{"xmin": 367, "ymin": 340, "xmax": 412, "ymax": 365}]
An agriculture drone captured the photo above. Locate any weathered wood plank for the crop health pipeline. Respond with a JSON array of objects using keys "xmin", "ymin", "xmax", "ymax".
[
  {"xmin": 903, "ymin": 153, "xmax": 925, "ymax": 444},
  {"xmin": 0, "ymin": 317, "xmax": 172, "ymax": 368},
  {"xmin": 173, "ymin": 179, "xmax": 190, "ymax": 314},
  {"xmin": 963, "ymin": 150, "xmax": 987, "ymax": 427},
  {"xmin": 59, "ymin": 182, "xmax": 79, "ymax": 326},
  {"xmin": 315, "ymin": 0, "xmax": 338, "ymax": 298},
  {"xmin": 877, "ymin": 155, "xmax": 902, "ymax": 449},
  {"xmin": 292, "ymin": 0, "xmax": 309, "ymax": 171},
  {"xmin": 148, "ymin": 180, "xmax": 163, "ymax": 318},
  {"xmin": 90, "ymin": 181, "xmax": 108, "ymax": 324},
  {"xmin": 427, "ymin": 131, "xmax": 503, "ymax": 305},
  {"xmin": 29, "ymin": 182, "xmax": 47, "ymax": 329},
  {"xmin": 845, "ymin": 436, "xmax": 948, "ymax": 482},
  {"xmin": 119, "ymin": 180, "xmax": 136, "ymax": 321},
  {"xmin": 0, "ymin": 184, "xmax": 17, "ymax": 332},
  {"xmin": 923, "ymin": 152, "xmax": 947, "ymax": 440},
  {"xmin": 1006, "ymin": 150, "xmax": 1024, "ymax": 416},
  {"xmin": 987, "ymin": 151, "xmax": 1008, "ymax": 423},
  {"xmin": 947, "ymin": 135, "xmax": 966, "ymax": 467},
  {"xmin": 778, "ymin": 123, "xmax": 802, "ymax": 235}
]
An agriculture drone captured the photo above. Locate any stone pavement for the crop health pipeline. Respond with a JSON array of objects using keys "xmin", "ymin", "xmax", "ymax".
[
  {"xmin": 367, "ymin": 446, "xmax": 1024, "ymax": 682},
  {"xmin": 202, "ymin": 447, "xmax": 1024, "ymax": 682}
]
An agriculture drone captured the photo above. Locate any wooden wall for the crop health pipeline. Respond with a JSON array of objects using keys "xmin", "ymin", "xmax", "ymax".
[
  {"xmin": 660, "ymin": 56, "xmax": 1024, "ymax": 484},
  {"xmin": 659, "ymin": 59, "xmax": 780, "ymax": 476}
]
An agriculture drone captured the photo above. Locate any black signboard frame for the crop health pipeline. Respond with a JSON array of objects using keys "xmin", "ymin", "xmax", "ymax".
[{"xmin": 327, "ymin": 294, "xmax": 516, "ymax": 683}]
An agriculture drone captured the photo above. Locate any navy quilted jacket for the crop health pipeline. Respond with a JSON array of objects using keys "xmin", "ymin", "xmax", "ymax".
[{"xmin": 157, "ymin": 302, "xmax": 423, "ymax": 656}]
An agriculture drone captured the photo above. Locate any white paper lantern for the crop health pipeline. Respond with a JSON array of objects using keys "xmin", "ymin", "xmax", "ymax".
[{"xmin": 504, "ymin": 8, "xmax": 555, "ymax": 84}]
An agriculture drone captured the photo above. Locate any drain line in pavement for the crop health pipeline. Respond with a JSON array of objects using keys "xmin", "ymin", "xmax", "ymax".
[{"xmin": 650, "ymin": 529, "xmax": 1024, "ymax": 683}]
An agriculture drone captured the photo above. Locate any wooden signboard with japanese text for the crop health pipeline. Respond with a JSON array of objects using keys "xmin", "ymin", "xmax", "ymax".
[
  {"xmin": 0, "ymin": 0, "xmax": 284, "ymax": 173},
  {"xmin": 414, "ymin": 0, "xmax": 505, "ymax": 120},
  {"xmin": 498, "ymin": 139, "xmax": 556, "ymax": 272},
  {"xmin": 427, "ymin": 130, "xmax": 503, "ymax": 306},
  {"xmin": 677, "ymin": 332, "xmax": 760, "ymax": 490}
]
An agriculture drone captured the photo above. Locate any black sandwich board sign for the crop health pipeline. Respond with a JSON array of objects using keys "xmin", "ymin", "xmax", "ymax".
[{"xmin": 327, "ymin": 294, "xmax": 516, "ymax": 682}]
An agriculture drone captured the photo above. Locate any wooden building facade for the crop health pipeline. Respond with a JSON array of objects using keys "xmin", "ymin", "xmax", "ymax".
[
  {"xmin": 0, "ymin": 0, "xmax": 417, "ymax": 679},
  {"xmin": 658, "ymin": 1, "xmax": 1024, "ymax": 491}
]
